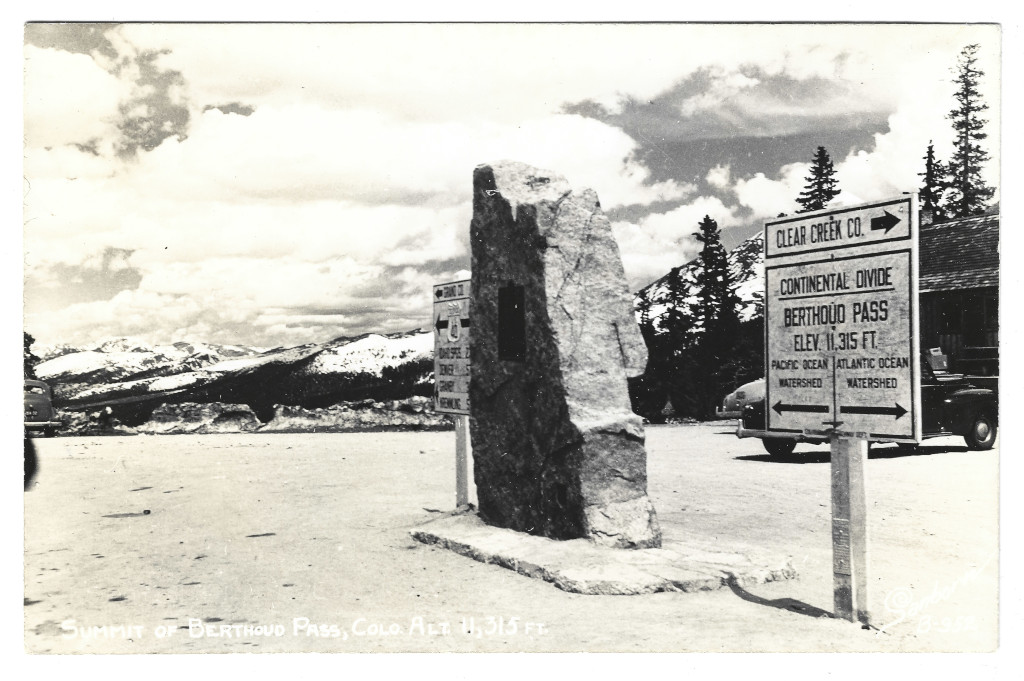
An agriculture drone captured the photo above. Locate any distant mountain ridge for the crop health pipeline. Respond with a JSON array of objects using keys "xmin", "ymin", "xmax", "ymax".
[
  {"xmin": 32, "ymin": 234, "xmax": 768, "ymax": 431},
  {"xmin": 35, "ymin": 329, "xmax": 434, "ymax": 426}
]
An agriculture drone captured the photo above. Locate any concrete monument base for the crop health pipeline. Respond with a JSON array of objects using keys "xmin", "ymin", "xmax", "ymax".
[{"xmin": 411, "ymin": 510, "xmax": 797, "ymax": 596}]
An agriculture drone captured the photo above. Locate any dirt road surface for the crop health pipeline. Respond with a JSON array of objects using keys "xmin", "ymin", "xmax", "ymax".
[{"xmin": 23, "ymin": 424, "xmax": 999, "ymax": 654}]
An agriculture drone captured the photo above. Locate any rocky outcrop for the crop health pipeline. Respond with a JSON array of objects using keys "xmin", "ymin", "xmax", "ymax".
[
  {"xmin": 259, "ymin": 396, "xmax": 448, "ymax": 432},
  {"xmin": 137, "ymin": 402, "xmax": 262, "ymax": 434},
  {"xmin": 54, "ymin": 396, "xmax": 448, "ymax": 436},
  {"xmin": 469, "ymin": 161, "xmax": 661, "ymax": 549}
]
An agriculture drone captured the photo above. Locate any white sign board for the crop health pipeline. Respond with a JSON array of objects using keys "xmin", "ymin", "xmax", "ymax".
[
  {"xmin": 764, "ymin": 197, "xmax": 921, "ymax": 442},
  {"xmin": 433, "ymin": 279, "xmax": 471, "ymax": 415}
]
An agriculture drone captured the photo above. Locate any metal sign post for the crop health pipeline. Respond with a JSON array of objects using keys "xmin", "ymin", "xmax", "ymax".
[
  {"xmin": 763, "ymin": 196, "xmax": 919, "ymax": 624},
  {"xmin": 433, "ymin": 279, "xmax": 472, "ymax": 509}
]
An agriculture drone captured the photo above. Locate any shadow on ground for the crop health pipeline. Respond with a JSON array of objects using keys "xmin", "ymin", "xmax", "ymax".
[
  {"xmin": 726, "ymin": 580, "xmax": 834, "ymax": 619},
  {"xmin": 735, "ymin": 443, "xmax": 969, "ymax": 464}
]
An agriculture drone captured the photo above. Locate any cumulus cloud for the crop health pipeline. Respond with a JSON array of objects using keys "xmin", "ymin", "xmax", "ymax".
[
  {"xmin": 23, "ymin": 45, "xmax": 126, "ymax": 150},
  {"xmin": 22, "ymin": 23, "xmax": 1001, "ymax": 349},
  {"xmin": 734, "ymin": 163, "xmax": 808, "ymax": 219},
  {"xmin": 725, "ymin": 27, "xmax": 1000, "ymax": 221},
  {"xmin": 679, "ymin": 69, "xmax": 761, "ymax": 117},
  {"xmin": 25, "ymin": 289, "xmax": 205, "ymax": 349},
  {"xmin": 25, "ymin": 75, "xmax": 696, "ymax": 346},
  {"xmin": 835, "ymin": 46, "xmax": 1000, "ymax": 206},
  {"xmin": 613, "ymin": 196, "xmax": 742, "ymax": 290},
  {"xmin": 707, "ymin": 164, "xmax": 731, "ymax": 191},
  {"xmin": 121, "ymin": 23, "xmax": 724, "ymax": 122}
]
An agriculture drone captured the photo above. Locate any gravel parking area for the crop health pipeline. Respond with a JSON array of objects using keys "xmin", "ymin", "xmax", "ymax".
[{"xmin": 23, "ymin": 424, "xmax": 998, "ymax": 654}]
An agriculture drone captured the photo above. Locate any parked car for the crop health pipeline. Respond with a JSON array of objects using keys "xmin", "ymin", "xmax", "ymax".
[
  {"xmin": 736, "ymin": 357, "xmax": 997, "ymax": 456},
  {"xmin": 718, "ymin": 378, "xmax": 766, "ymax": 419},
  {"xmin": 24, "ymin": 379, "xmax": 61, "ymax": 437}
]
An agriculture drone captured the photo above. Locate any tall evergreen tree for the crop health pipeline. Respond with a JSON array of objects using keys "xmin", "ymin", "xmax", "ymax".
[
  {"xmin": 654, "ymin": 264, "xmax": 697, "ymax": 418},
  {"xmin": 918, "ymin": 140, "xmax": 946, "ymax": 222},
  {"xmin": 693, "ymin": 216, "xmax": 738, "ymax": 339},
  {"xmin": 660, "ymin": 265, "xmax": 693, "ymax": 360},
  {"xmin": 629, "ymin": 288, "xmax": 669, "ymax": 422},
  {"xmin": 796, "ymin": 146, "xmax": 841, "ymax": 213},
  {"xmin": 945, "ymin": 43, "xmax": 995, "ymax": 218},
  {"xmin": 635, "ymin": 289, "xmax": 654, "ymax": 338},
  {"xmin": 24, "ymin": 332, "xmax": 40, "ymax": 379},
  {"xmin": 691, "ymin": 215, "xmax": 740, "ymax": 418}
]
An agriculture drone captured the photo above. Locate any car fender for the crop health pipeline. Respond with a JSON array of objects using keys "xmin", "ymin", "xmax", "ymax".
[{"xmin": 945, "ymin": 389, "xmax": 998, "ymax": 434}]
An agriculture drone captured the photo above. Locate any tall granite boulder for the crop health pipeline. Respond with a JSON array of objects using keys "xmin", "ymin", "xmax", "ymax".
[{"xmin": 469, "ymin": 161, "xmax": 661, "ymax": 549}]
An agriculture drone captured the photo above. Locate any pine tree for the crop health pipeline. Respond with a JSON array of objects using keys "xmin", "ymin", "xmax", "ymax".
[
  {"xmin": 918, "ymin": 140, "xmax": 946, "ymax": 222},
  {"xmin": 796, "ymin": 146, "xmax": 841, "ymax": 213},
  {"xmin": 635, "ymin": 290, "xmax": 654, "ymax": 337},
  {"xmin": 693, "ymin": 216, "xmax": 738, "ymax": 339},
  {"xmin": 24, "ymin": 332, "xmax": 40, "ymax": 379},
  {"xmin": 629, "ymin": 289, "xmax": 669, "ymax": 422},
  {"xmin": 692, "ymin": 215, "xmax": 740, "ymax": 418},
  {"xmin": 945, "ymin": 44, "xmax": 995, "ymax": 218},
  {"xmin": 660, "ymin": 266, "xmax": 693, "ymax": 359}
]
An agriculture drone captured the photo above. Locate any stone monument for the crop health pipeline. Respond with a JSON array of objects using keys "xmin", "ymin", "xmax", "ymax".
[{"xmin": 469, "ymin": 160, "xmax": 661, "ymax": 549}]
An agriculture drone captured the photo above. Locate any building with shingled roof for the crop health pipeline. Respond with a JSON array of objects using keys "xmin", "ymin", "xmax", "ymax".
[{"xmin": 918, "ymin": 212, "xmax": 999, "ymax": 379}]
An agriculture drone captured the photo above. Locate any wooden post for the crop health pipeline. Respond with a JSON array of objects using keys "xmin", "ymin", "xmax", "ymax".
[
  {"xmin": 455, "ymin": 415, "xmax": 470, "ymax": 508},
  {"xmin": 831, "ymin": 435, "xmax": 870, "ymax": 624}
]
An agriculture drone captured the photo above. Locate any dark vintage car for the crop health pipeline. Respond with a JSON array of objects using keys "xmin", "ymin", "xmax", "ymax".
[
  {"xmin": 736, "ymin": 358, "xmax": 998, "ymax": 456},
  {"xmin": 717, "ymin": 378, "xmax": 766, "ymax": 419},
  {"xmin": 25, "ymin": 379, "xmax": 62, "ymax": 437}
]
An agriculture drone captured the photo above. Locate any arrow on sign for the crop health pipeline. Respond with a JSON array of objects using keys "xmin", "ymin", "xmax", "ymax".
[
  {"xmin": 434, "ymin": 315, "xmax": 472, "ymax": 333},
  {"xmin": 870, "ymin": 211, "xmax": 901, "ymax": 234},
  {"xmin": 841, "ymin": 403, "xmax": 908, "ymax": 419},
  {"xmin": 773, "ymin": 401, "xmax": 829, "ymax": 415}
]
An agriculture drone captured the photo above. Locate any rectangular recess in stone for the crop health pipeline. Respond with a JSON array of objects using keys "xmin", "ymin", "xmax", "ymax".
[{"xmin": 498, "ymin": 284, "xmax": 526, "ymax": 362}]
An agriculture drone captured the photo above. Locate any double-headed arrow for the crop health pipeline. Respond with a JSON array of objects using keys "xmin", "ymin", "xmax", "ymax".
[
  {"xmin": 774, "ymin": 401, "xmax": 908, "ymax": 420},
  {"xmin": 841, "ymin": 403, "xmax": 907, "ymax": 419},
  {"xmin": 870, "ymin": 210, "xmax": 901, "ymax": 234}
]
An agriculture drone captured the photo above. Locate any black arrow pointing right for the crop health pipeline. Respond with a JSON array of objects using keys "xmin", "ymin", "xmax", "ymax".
[
  {"xmin": 870, "ymin": 210, "xmax": 901, "ymax": 234},
  {"xmin": 841, "ymin": 403, "xmax": 908, "ymax": 419},
  {"xmin": 772, "ymin": 401, "xmax": 829, "ymax": 415}
]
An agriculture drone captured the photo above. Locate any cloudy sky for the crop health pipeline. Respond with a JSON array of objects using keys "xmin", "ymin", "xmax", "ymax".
[{"xmin": 22, "ymin": 21, "xmax": 1001, "ymax": 350}]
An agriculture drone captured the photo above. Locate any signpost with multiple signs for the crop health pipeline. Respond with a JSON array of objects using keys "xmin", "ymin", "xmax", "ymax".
[
  {"xmin": 433, "ymin": 279, "xmax": 472, "ymax": 508},
  {"xmin": 764, "ymin": 195, "xmax": 920, "ymax": 624},
  {"xmin": 765, "ymin": 196, "xmax": 921, "ymax": 442}
]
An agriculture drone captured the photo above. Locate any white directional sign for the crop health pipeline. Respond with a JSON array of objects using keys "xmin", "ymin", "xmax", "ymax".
[
  {"xmin": 433, "ymin": 279, "xmax": 471, "ymax": 415},
  {"xmin": 766, "ymin": 197, "xmax": 913, "ymax": 259},
  {"xmin": 764, "ymin": 197, "xmax": 921, "ymax": 442}
]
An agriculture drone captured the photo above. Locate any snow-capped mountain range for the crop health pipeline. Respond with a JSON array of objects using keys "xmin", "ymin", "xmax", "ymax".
[
  {"xmin": 37, "ymin": 339, "xmax": 259, "ymax": 383},
  {"xmin": 35, "ymin": 330, "xmax": 434, "ymax": 424},
  {"xmin": 32, "ymin": 234, "xmax": 767, "ymax": 427}
]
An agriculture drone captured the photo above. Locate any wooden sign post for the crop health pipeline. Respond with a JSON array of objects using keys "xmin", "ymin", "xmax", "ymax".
[
  {"xmin": 433, "ymin": 279, "xmax": 472, "ymax": 509},
  {"xmin": 831, "ymin": 435, "xmax": 869, "ymax": 624},
  {"xmin": 764, "ymin": 195, "xmax": 920, "ymax": 625},
  {"xmin": 454, "ymin": 414, "xmax": 470, "ymax": 508}
]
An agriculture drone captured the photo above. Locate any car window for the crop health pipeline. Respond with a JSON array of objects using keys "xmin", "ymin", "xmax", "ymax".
[
  {"xmin": 25, "ymin": 385, "xmax": 46, "ymax": 395},
  {"xmin": 919, "ymin": 356, "xmax": 938, "ymax": 385}
]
